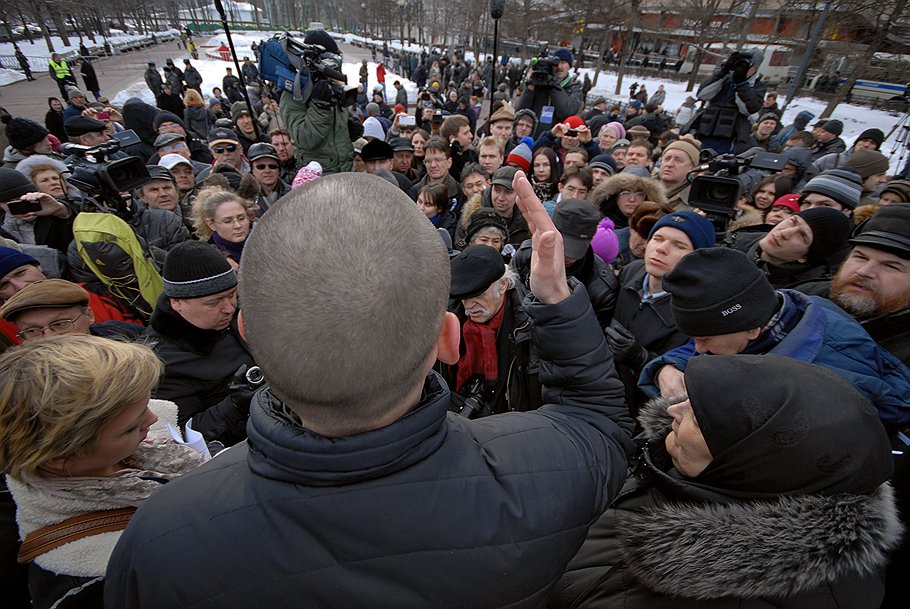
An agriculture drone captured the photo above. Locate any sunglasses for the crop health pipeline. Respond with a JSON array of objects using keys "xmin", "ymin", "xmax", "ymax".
[
  {"xmin": 212, "ymin": 144, "xmax": 238, "ymax": 153},
  {"xmin": 254, "ymin": 162, "xmax": 278, "ymax": 170}
]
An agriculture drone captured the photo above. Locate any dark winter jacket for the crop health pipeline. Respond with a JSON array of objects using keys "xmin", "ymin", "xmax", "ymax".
[
  {"xmin": 104, "ymin": 283, "xmax": 635, "ymax": 609},
  {"xmin": 517, "ymin": 75, "xmax": 585, "ymax": 136},
  {"xmin": 155, "ymin": 92, "xmax": 185, "ymax": 117},
  {"xmin": 146, "ymin": 297, "xmax": 255, "ymax": 445},
  {"xmin": 732, "ymin": 231, "xmax": 849, "ymax": 288},
  {"xmin": 184, "ymin": 66, "xmax": 203, "ymax": 90},
  {"xmin": 693, "ymin": 70, "xmax": 766, "ymax": 154},
  {"xmin": 639, "ymin": 290, "xmax": 910, "ymax": 427},
  {"xmin": 512, "ymin": 241, "xmax": 618, "ymax": 329},
  {"xmin": 80, "ymin": 60, "xmax": 100, "ymax": 92},
  {"xmin": 770, "ymin": 109, "xmax": 814, "ymax": 150},
  {"xmin": 120, "ymin": 98, "xmax": 161, "ymax": 162},
  {"xmin": 454, "ymin": 189, "xmax": 530, "ymax": 249},
  {"xmin": 44, "ymin": 108, "xmax": 66, "ymax": 142},
  {"xmin": 552, "ymin": 398, "xmax": 901, "ymax": 609},
  {"xmin": 144, "ymin": 68, "xmax": 163, "ymax": 96},
  {"xmin": 810, "ymin": 136, "xmax": 848, "ymax": 162},
  {"xmin": 184, "ymin": 104, "xmax": 216, "ymax": 140}
]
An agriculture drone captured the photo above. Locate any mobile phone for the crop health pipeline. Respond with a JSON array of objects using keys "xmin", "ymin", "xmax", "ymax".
[
  {"xmin": 566, "ymin": 128, "xmax": 579, "ymax": 137},
  {"xmin": 96, "ymin": 112, "xmax": 111, "ymax": 120},
  {"xmin": 400, "ymin": 115, "xmax": 416, "ymax": 126},
  {"xmin": 7, "ymin": 198, "xmax": 42, "ymax": 215}
]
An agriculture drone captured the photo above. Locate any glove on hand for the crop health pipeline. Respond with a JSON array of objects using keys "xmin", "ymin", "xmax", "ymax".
[{"xmin": 605, "ymin": 321, "xmax": 649, "ymax": 369}]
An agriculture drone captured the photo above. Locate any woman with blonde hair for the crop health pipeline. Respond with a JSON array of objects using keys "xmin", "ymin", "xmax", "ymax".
[
  {"xmin": 191, "ymin": 185, "xmax": 257, "ymax": 268},
  {"xmin": 0, "ymin": 335, "xmax": 204, "ymax": 608},
  {"xmin": 183, "ymin": 87, "xmax": 216, "ymax": 141}
]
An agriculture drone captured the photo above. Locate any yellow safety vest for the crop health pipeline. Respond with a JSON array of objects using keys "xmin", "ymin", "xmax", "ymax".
[{"xmin": 49, "ymin": 60, "xmax": 72, "ymax": 79}]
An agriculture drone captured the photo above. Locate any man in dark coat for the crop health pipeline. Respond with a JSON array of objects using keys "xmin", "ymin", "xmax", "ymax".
[
  {"xmin": 145, "ymin": 241, "xmax": 256, "ymax": 447},
  {"xmin": 144, "ymin": 61, "xmax": 163, "ymax": 97},
  {"xmin": 183, "ymin": 59, "xmax": 203, "ymax": 92},
  {"xmin": 105, "ymin": 172, "xmax": 634, "ymax": 609},
  {"xmin": 76, "ymin": 58, "xmax": 101, "ymax": 99},
  {"xmin": 517, "ymin": 48, "xmax": 584, "ymax": 136}
]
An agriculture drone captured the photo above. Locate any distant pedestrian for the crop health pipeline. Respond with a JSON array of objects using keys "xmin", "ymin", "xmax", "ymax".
[
  {"xmin": 48, "ymin": 53, "xmax": 76, "ymax": 97},
  {"xmin": 183, "ymin": 59, "xmax": 203, "ymax": 93},
  {"xmin": 77, "ymin": 57, "xmax": 101, "ymax": 100},
  {"xmin": 15, "ymin": 48, "xmax": 34, "ymax": 81},
  {"xmin": 145, "ymin": 61, "xmax": 163, "ymax": 97}
]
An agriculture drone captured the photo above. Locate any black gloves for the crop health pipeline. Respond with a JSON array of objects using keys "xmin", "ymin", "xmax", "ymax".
[
  {"xmin": 731, "ymin": 61, "xmax": 751, "ymax": 83},
  {"xmin": 348, "ymin": 115, "xmax": 364, "ymax": 141},
  {"xmin": 605, "ymin": 321, "xmax": 650, "ymax": 370},
  {"xmin": 227, "ymin": 364, "xmax": 260, "ymax": 412}
]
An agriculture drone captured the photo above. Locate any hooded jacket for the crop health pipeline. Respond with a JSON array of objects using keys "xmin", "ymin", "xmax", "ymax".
[
  {"xmin": 590, "ymin": 172, "xmax": 667, "ymax": 230},
  {"xmin": 771, "ymin": 109, "xmax": 814, "ymax": 150},
  {"xmin": 104, "ymin": 284, "xmax": 635, "ymax": 609},
  {"xmin": 455, "ymin": 189, "xmax": 530, "ymax": 249},
  {"xmin": 120, "ymin": 98, "xmax": 160, "ymax": 162}
]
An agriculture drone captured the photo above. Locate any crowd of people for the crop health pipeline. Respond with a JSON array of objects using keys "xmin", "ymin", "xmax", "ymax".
[{"xmin": 0, "ymin": 32, "xmax": 909, "ymax": 609}]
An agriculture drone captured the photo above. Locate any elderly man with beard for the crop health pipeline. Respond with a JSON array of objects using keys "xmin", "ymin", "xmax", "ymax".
[{"xmin": 445, "ymin": 245, "xmax": 540, "ymax": 416}]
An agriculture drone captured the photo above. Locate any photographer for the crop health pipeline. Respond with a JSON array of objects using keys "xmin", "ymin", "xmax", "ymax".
[
  {"xmin": 692, "ymin": 49, "xmax": 766, "ymax": 155},
  {"xmin": 279, "ymin": 31, "xmax": 363, "ymax": 174},
  {"xmin": 516, "ymin": 49, "xmax": 584, "ymax": 136}
]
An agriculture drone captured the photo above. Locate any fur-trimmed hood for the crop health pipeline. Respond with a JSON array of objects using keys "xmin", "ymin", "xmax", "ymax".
[
  {"xmin": 590, "ymin": 172, "xmax": 668, "ymax": 211},
  {"xmin": 16, "ymin": 153, "xmax": 87, "ymax": 200},
  {"xmin": 726, "ymin": 203, "xmax": 764, "ymax": 232},
  {"xmin": 457, "ymin": 191, "xmax": 487, "ymax": 232}
]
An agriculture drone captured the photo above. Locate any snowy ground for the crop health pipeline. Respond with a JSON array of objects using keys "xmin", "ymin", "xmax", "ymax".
[
  {"xmin": 0, "ymin": 67, "xmax": 26, "ymax": 86},
  {"xmin": 111, "ymin": 33, "xmax": 419, "ymax": 107},
  {"xmin": 104, "ymin": 29, "xmax": 905, "ymax": 169},
  {"xmin": 0, "ymin": 29, "xmax": 181, "ymax": 61}
]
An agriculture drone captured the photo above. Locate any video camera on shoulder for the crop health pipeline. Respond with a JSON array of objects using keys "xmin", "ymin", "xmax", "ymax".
[
  {"xmin": 63, "ymin": 138, "xmax": 149, "ymax": 215},
  {"xmin": 529, "ymin": 55, "xmax": 560, "ymax": 87},
  {"xmin": 689, "ymin": 149, "xmax": 785, "ymax": 233}
]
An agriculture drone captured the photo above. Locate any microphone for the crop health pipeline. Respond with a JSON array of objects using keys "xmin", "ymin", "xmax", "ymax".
[{"xmin": 490, "ymin": 0, "xmax": 505, "ymax": 19}]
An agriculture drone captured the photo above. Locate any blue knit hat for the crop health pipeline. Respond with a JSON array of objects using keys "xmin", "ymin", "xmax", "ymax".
[
  {"xmin": 553, "ymin": 48, "xmax": 574, "ymax": 65},
  {"xmin": 648, "ymin": 211, "xmax": 716, "ymax": 250},
  {"xmin": 0, "ymin": 246, "xmax": 40, "ymax": 281}
]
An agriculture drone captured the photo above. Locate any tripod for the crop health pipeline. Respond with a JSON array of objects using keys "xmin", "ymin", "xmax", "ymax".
[{"xmin": 887, "ymin": 106, "xmax": 910, "ymax": 178}]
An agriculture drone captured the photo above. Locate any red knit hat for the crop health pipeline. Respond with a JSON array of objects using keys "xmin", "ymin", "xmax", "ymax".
[
  {"xmin": 394, "ymin": 104, "xmax": 405, "ymax": 114},
  {"xmin": 770, "ymin": 194, "xmax": 800, "ymax": 215},
  {"xmin": 564, "ymin": 115, "xmax": 585, "ymax": 130}
]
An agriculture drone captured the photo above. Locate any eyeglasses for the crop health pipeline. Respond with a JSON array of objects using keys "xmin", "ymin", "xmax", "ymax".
[
  {"xmin": 254, "ymin": 163, "xmax": 278, "ymax": 170},
  {"xmin": 214, "ymin": 214, "xmax": 248, "ymax": 226},
  {"xmin": 17, "ymin": 311, "xmax": 86, "ymax": 340},
  {"xmin": 425, "ymin": 156, "xmax": 448, "ymax": 165},
  {"xmin": 620, "ymin": 190, "xmax": 646, "ymax": 199},
  {"xmin": 161, "ymin": 143, "xmax": 187, "ymax": 152},
  {"xmin": 212, "ymin": 144, "xmax": 238, "ymax": 154}
]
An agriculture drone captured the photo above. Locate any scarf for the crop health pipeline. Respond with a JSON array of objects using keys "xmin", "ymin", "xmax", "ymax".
[
  {"xmin": 212, "ymin": 233, "xmax": 245, "ymax": 262},
  {"xmin": 457, "ymin": 304, "xmax": 506, "ymax": 391}
]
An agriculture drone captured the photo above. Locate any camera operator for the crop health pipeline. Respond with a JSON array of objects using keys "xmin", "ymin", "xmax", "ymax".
[
  {"xmin": 691, "ymin": 49, "xmax": 766, "ymax": 155},
  {"xmin": 279, "ymin": 30, "xmax": 364, "ymax": 174},
  {"xmin": 516, "ymin": 48, "xmax": 584, "ymax": 137}
]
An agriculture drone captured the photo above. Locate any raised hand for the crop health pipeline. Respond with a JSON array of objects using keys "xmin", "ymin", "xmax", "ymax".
[{"xmin": 512, "ymin": 170, "xmax": 570, "ymax": 305}]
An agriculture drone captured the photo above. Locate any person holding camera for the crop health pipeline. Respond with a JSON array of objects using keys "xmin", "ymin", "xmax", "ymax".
[
  {"xmin": 279, "ymin": 30, "xmax": 363, "ymax": 174},
  {"xmin": 517, "ymin": 48, "xmax": 584, "ymax": 137},
  {"xmin": 0, "ymin": 168, "xmax": 73, "ymax": 255},
  {"xmin": 146, "ymin": 241, "xmax": 256, "ymax": 447},
  {"xmin": 691, "ymin": 49, "xmax": 766, "ymax": 155}
]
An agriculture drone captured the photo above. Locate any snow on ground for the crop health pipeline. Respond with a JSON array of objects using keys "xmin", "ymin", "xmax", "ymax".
[
  {"xmin": 0, "ymin": 29, "xmax": 181, "ymax": 60},
  {"xmin": 105, "ymin": 30, "xmax": 904, "ymax": 168},
  {"xmin": 112, "ymin": 33, "xmax": 418, "ymax": 107},
  {"xmin": 0, "ymin": 68, "xmax": 26, "ymax": 86}
]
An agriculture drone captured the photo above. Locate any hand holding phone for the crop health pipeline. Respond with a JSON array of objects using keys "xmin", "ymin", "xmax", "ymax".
[
  {"xmin": 400, "ymin": 115, "xmax": 416, "ymax": 127},
  {"xmin": 6, "ymin": 198, "xmax": 43, "ymax": 216}
]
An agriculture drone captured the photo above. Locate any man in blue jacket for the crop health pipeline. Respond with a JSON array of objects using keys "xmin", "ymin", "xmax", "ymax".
[
  {"xmin": 639, "ymin": 248, "xmax": 910, "ymax": 428},
  {"xmin": 105, "ymin": 171, "xmax": 635, "ymax": 608}
]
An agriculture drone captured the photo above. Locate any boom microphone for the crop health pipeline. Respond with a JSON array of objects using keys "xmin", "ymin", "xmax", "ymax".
[{"xmin": 490, "ymin": 0, "xmax": 505, "ymax": 19}]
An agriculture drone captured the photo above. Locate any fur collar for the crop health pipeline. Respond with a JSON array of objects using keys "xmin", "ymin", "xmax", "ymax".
[
  {"xmin": 618, "ymin": 483, "xmax": 902, "ymax": 600},
  {"xmin": 591, "ymin": 172, "xmax": 668, "ymax": 210},
  {"xmin": 458, "ymin": 191, "xmax": 486, "ymax": 231},
  {"xmin": 636, "ymin": 394, "xmax": 674, "ymax": 436}
]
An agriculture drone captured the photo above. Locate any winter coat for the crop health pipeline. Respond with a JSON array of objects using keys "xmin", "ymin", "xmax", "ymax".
[
  {"xmin": 770, "ymin": 110, "xmax": 814, "ymax": 150},
  {"xmin": 184, "ymin": 66, "xmax": 203, "ymax": 90},
  {"xmin": 692, "ymin": 70, "xmax": 766, "ymax": 154},
  {"xmin": 732, "ymin": 231, "xmax": 848, "ymax": 289},
  {"xmin": 674, "ymin": 103, "xmax": 697, "ymax": 130},
  {"xmin": 241, "ymin": 62, "xmax": 259, "ymax": 83},
  {"xmin": 120, "ymin": 98, "xmax": 161, "ymax": 161},
  {"xmin": 552, "ymin": 398, "xmax": 901, "ymax": 609},
  {"xmin": 62, "ymin": 101, "xmax": 85, "ymax": 123},
  {"xmin": 810, "ymin": 136, "xmax": 847, "ymax": 162},
  {"xmin": 279, "ymin": 90, "xmax": 359, "ymax": 174},
  {"xmin": 6, "ymin": 400, "xmax": 202, "ymax": 609},
  {"xmin": 454, "ymin": 189, "xmax": 530, "ymax": 249},
  {"xmin": 80, "ymin": 60, "xmax": 99, "ymax": 92},
  {"xmin": 184, "ymin": 104, "xmax": 215, "ymax": 141},
  {"xmin": 146, "ymin": 297, "xmax": 255, "ymax": 446},
  {"xmin": 639, "ymin": 289, "xmax": 910, "ymax": 426},
  {"xmin": 613, "ymin": 260, "xmax": 690, "ymax": 412},
  {"xmin": 516, "ymin": 75, "xmax": 585, "ymax": 136},
  {"xmin": 0, "ymin": 212, "xmax": 74, "ymax": 254},
  {"xmin": 590, "ymin": 172, "xmax": 668, "ymax": 230},
  {"xmin": 155, "ymin": 92, "xmax": 185, "ymax": 117},
  {"xmin": 258, "ymin": 107, "xmax": 285, "ymax": 133},
  {"xmin": 512, "ymin": 241, "xmax": 618, "ymax": 329},
  {"xmin": 44, "ymin": 108, "xmax": 67, "ymax": 142},
  {"xmin": 395, "ymin": 86, "xmax": 408, "ymax": 107},
  {"xmin": 104, "ymin": 284, "xmax": 636, "ymax": 609},
  {"xmin": 144, "ymin": 68, "xmax": 163, "ymax": 96}
]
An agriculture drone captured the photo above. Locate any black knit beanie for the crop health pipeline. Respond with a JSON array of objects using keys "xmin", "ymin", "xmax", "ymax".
[
  {"xmin": 664, "ymin": 248, "xmax": 779, "ymax": 337},
  {"xmin": 163, "ymin": 241, "xmax": 237, "ymax": 299},
  {"xmin": 153, "ymin": 111, "xmax": 186, "ymax": 132},
  {"xmin": 0, "ymin": 168, "xmax": 38, "ymax": 204},
  {"xmin": 796, "ymin": 207, "xmax": 852, "ymax": 262},
  {"xmin": 855, "ymin": 128, "xmax": 884, "ymax": 149},
  {"xmin": 5, "ymin": 117, "xmax": 49, "ymax": 151}
]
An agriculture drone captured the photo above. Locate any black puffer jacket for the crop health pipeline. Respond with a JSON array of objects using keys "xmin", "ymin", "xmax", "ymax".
[
  {"xmin": 145, "ymin": 296, "xmax": 255, "ymax": 446},
  {"xmin": 512, "ymin": 241, "xmax": 617, "ymax": 329},
  {"xmin": 105, "ymin": 284, "xmax": 635, "ymax": 609}
]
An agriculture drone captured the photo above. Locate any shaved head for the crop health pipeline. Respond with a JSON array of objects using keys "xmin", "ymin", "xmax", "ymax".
[{"xmin": 239, "ymin": 174, "xmax": 450, "ymax": 434}]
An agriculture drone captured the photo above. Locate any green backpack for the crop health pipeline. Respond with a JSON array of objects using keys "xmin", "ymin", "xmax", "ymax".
[{"xmin": 73, "ymin": 213, "xmax": 164, "ymax": 320}]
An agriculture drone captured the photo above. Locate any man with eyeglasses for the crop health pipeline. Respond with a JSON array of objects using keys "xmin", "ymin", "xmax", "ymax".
[
  {"xmin": 152, "ymin": 111, "xmax": 214, "ymax": 165},
  {"xmin": 0, "ymin": 278, "xmax": 142, "ymax": 343},
  {"xmin": 248, "ymin": 143, "xmax": 290, "ymax": 216},
  {"xmin": 197, "ymin": 128, "xmax": 250, "ymax": 184},
  {"xmin": 407, "ymin": 136, "xmax": 465, "ymax": 213}
]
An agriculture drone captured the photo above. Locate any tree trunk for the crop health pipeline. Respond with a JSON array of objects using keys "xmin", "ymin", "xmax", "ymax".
[
  {"xmin": 820, "ymin": 0, "xmax": 906, "ymax": 118},
  {"xmin": 51, "ymin": 10, "xmax": 71, "ymax": 47},
  {"xmin": 30, "ymin": 1, "xmax": 55, "ymax": 52},
  {"xmin": 16, "ymin": 9, "xmax": 34, "ymax": 44},
  {"xmin": 737, "ymin": 0, "xmax": 761, "ymax": 49},
  {"xmin": 614, "ymin": 0, "xmax": 640, "ymax": 96},
  {"xmin": 592, "ymin": 34, "xmax": 607, "ymax": 87}
]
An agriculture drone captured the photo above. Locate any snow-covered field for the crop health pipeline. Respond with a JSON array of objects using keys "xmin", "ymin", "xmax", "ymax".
[
  {"xmin": 104, "ymin": 29, "xmax": 904, "ymax": 169},
  {"xmin": 0, "ymin": 67, "xmax": 26, "ymax": 86},
  {"xmin": 0, "ymin": 29, "xmax": 180, "ymax": 59},
  {"xmin": 112, "ymin": 33, "xmax": 419, "ymax": 108}
]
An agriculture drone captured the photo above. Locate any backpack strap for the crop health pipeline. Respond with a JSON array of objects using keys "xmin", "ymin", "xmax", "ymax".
[{"xmin": 17, "ymin": 507, "xmax": 137, "ymax": 563}]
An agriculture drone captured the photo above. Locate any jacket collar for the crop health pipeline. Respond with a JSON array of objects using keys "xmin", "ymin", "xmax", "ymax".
[{"xmin": 246, "ymin": 372, "xmax": 450, "ymax": 486}]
